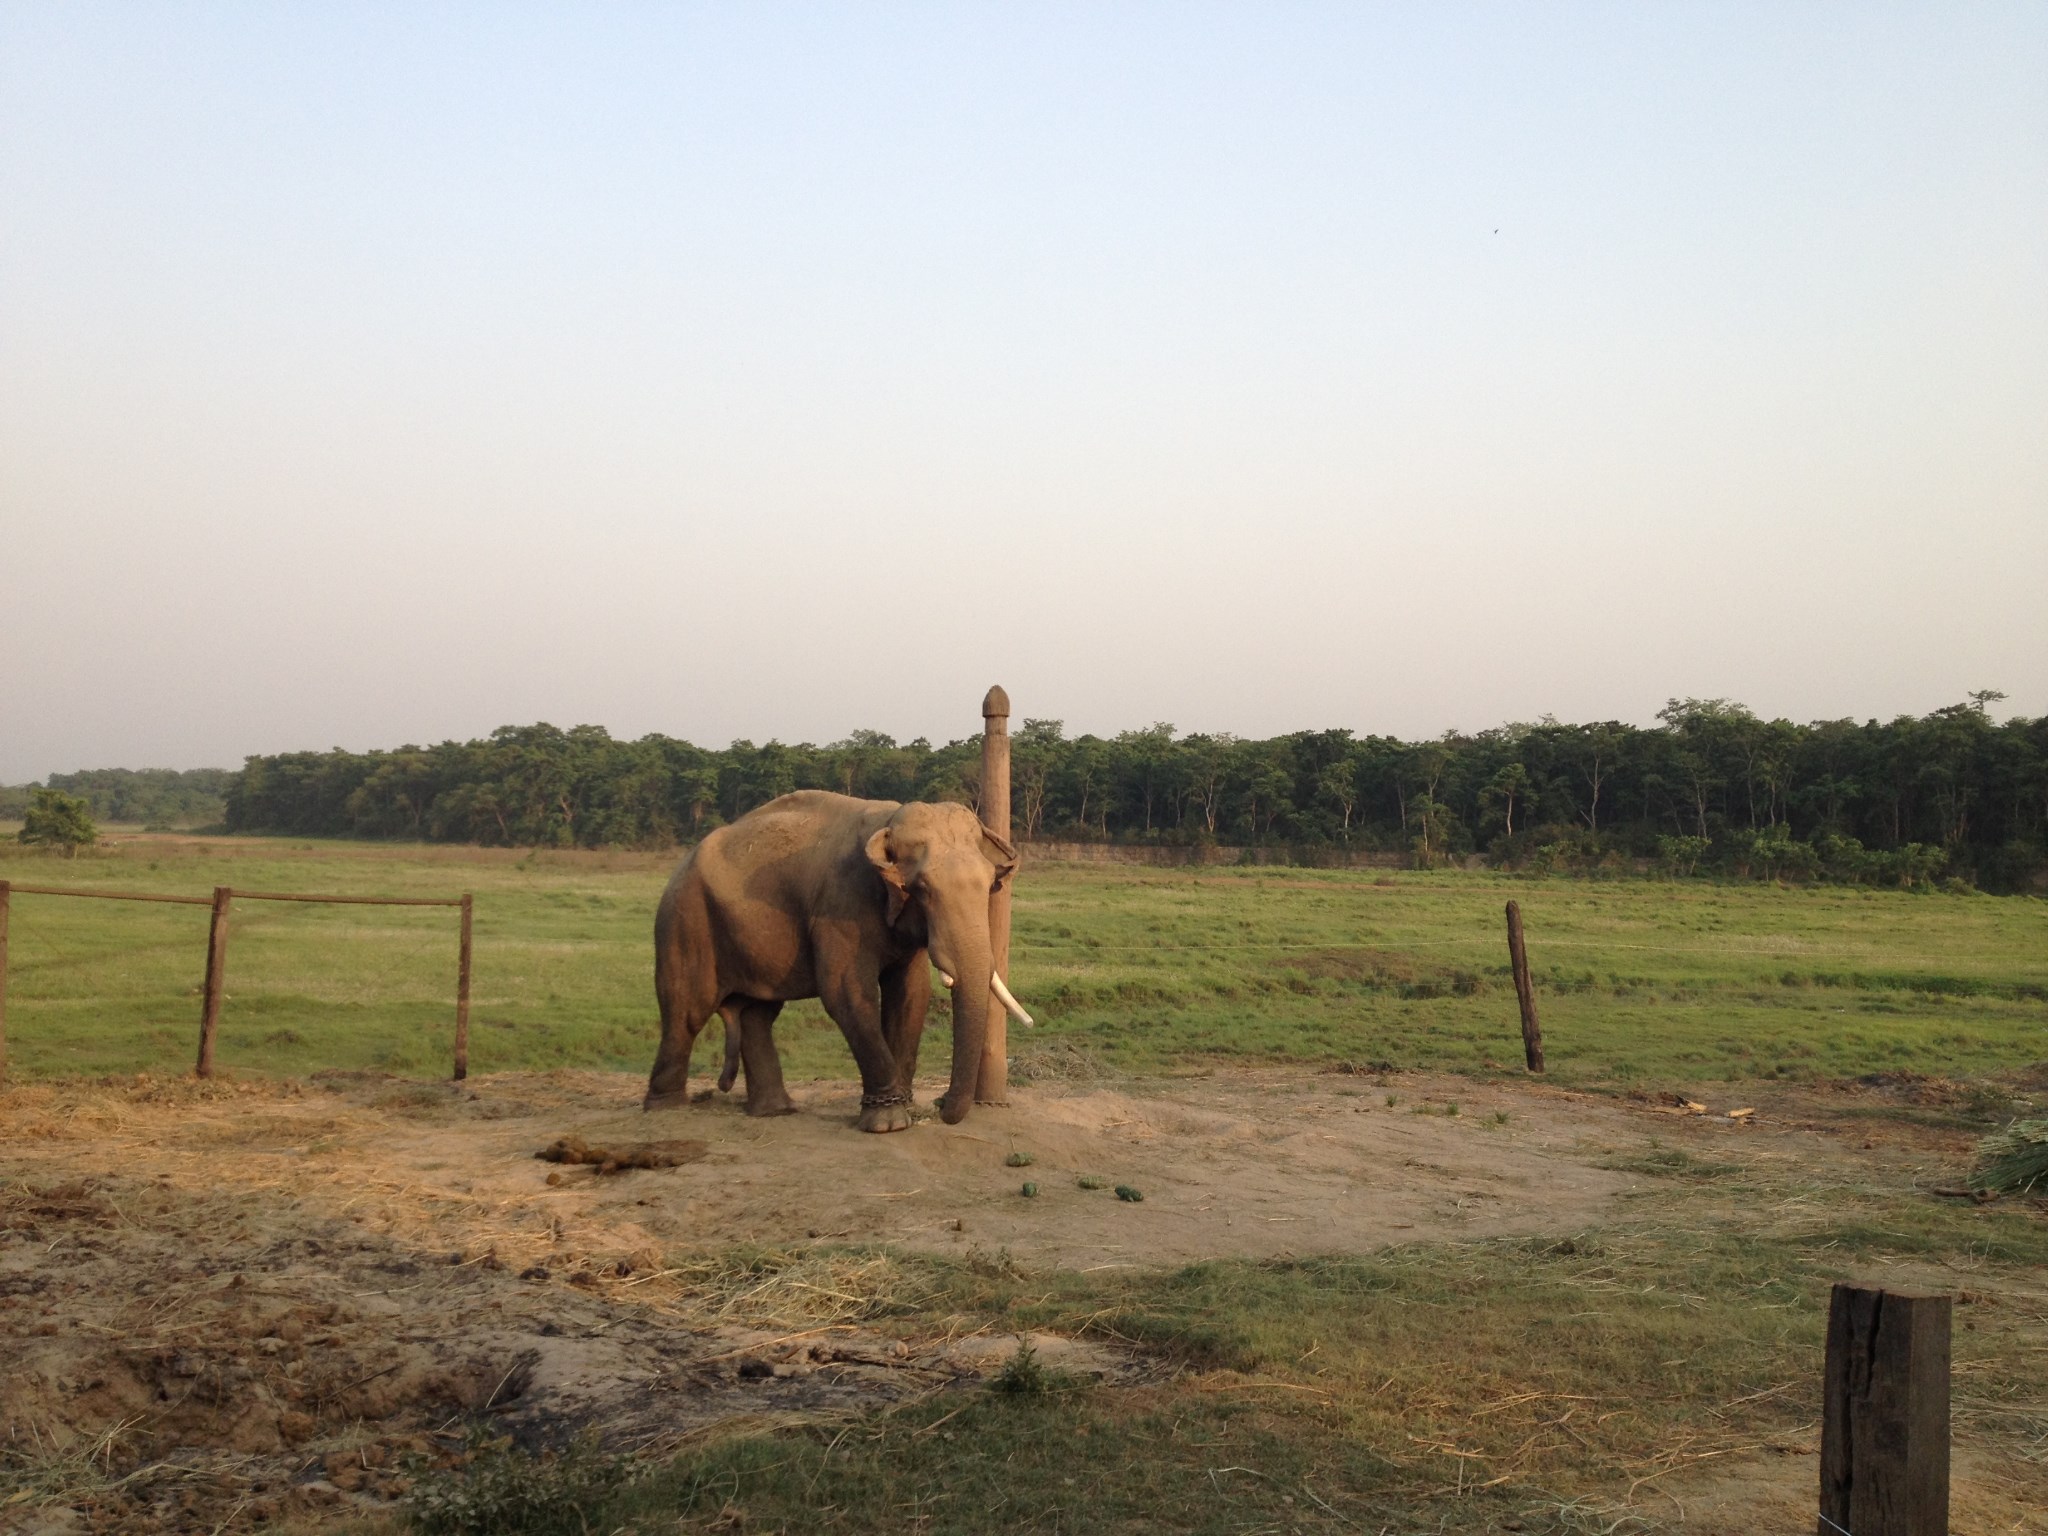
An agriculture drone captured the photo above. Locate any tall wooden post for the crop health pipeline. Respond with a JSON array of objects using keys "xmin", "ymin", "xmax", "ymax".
[
  {"xmin": 977, "ymin": 685, "xmax": 1012, "ymax": 1105},
  {"xmin": 452, "ymin": 893, "xmax": 474, "ymax": 1081},
  {"xmin": 195, "ymin": 885, "xmax": 232, "ymax": 1078},
  {"xmin": 1505, "ymin": 900, "xmax": 1544, "ymax": 1073},
  {"xmin": 0, "ymin": 880, "xmax": 11, "ymax": 1085},
  {"xmin": 1821, "ymin": 1283, "xmax": 1950, "ymax": 1536}
]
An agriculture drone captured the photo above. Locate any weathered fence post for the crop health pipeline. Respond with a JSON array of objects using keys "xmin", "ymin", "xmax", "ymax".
[
  {"xmin": 1821, "ymin": 1283, "xmax": 1950, "ymax": 1536},
  {"xmin": 452, "ymin": 893, "xmax": 474, "ymax": 1081},
  {"xmin": 977, "ymin": 685, "xmax": 1012, "ymax": 1105},
  {"xmin": 195, "ymin": 885, "xmax": 232, "ymax": 1078},
  {"xmin": 0, "ymin": 880, "xmax": 11, "ymax": 1085},
  {"xmin": 1505, "ymin": 899, "xmax": 1544, "ymax": 1073}
]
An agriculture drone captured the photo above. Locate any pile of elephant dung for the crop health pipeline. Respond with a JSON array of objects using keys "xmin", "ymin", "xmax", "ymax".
[{"xmin": 535, "ymin": 1135, "xmax": 708, "ymax": 1174}]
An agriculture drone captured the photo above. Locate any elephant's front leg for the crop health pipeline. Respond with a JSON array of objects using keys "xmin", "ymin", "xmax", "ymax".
[
  {"xmin": 818, "ymin": 952, "xmax": 909, "ymax": 1133},
  {"xmin": 879, "ymin": 959, "xmax": 930, "ymax": 1101},
  {"xmin": 733, "ymin": 999, "xmax": 795, "ymax": 1117}
]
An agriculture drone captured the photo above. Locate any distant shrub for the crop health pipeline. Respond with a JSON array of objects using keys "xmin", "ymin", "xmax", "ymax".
[
  {"xmin": 1722, "ymin": 826, "xmax": 1818, "ymax": 883},
  {"xmin": 18, "ymin": 787, "xmax": 97, "ymax": 855},
  {"xmin": 1523, "ymin": 829, "xmax": 1608, "ymax": 875},
  {"xmin": 1657, "ymin": 835, "xmax": 1710, "ymax": 877}
]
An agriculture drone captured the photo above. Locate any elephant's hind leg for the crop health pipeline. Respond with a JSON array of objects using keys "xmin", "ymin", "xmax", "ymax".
[
  {"xmin": 716, "ymin": 1004, "xmax": 744, "ymax": 1093},
  {"xmin": 733, "ymin": 999, "xmax": 795, "ymax": 1117},
  {"xmin": 646, "ymin": 932, "xmax": 719, "ymax": 1111}
]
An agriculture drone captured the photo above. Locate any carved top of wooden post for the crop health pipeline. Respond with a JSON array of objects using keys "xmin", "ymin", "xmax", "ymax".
[{"xmin": 982, "ymin": 685, "xmax": 1010, "ymax": 722}]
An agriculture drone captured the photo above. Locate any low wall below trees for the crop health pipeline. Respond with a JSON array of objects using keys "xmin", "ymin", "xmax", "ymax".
[{"xmin": 1019, "ymin": 840, "xmax": 1415, "ymax": 870}]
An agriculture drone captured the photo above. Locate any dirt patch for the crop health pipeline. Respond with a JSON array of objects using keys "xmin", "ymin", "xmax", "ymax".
[
  {"xmin": 0, "ymin": 1064, "xmax": 1993, "ymax": 1533},
  {"xmin": 0, "ymin": 1075, "xmax": 1156, "ymax": 1533},
  {"xmin": 621, "ymin": 1069, "xmax": 1640, "ymax": 1268}
]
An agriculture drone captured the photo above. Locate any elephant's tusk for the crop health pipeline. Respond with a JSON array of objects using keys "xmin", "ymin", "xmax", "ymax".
[
  {"xmin": 936, "ymin": 967, "xmax": 1033, "ymax": 1027},
  {"xmin": 990, "ymin": 972, "xmax": 1034, "ymax": 1027}
]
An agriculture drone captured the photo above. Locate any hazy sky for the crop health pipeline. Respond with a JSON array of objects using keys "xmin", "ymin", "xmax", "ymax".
[{"xmin": 4, "ymin": 3, "xmax": 2044, "ymax": 781}]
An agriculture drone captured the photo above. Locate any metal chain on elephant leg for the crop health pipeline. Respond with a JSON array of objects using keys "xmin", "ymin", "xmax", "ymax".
[{"xmin": 860, "ymin": 1089, "xmax": 912, "ymax": 1109}]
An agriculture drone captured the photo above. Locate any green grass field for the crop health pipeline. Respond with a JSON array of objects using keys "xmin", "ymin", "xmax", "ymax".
[
  {"xmin": 2, "ymin": 834, "xmax": 2043, "ymax": 1089},
  {"xmin": 7, "ymin": 835, "xmax": 2047, "ymax": 1532}
]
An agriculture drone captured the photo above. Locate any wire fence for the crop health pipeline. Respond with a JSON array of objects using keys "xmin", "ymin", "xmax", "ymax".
[{"xmin": 0, "ymin": 879, "xmax": 472, "ymax": 1085}]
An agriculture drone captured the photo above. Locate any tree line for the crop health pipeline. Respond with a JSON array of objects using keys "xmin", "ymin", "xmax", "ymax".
[
  {"xmin": 208, "ymin": 695, "xmax": 2047, "ymax": 891},
  {"xmin": 0, "ymin": 768, "xmax": 233, "ymax": 828}
]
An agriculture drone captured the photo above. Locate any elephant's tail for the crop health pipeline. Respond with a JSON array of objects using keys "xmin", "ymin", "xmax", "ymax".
[{"xmin": 716, "ymin": 1004, "xmax": 742, "ymax": 1092}]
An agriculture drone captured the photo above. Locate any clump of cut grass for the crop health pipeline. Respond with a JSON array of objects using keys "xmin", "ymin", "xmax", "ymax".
[
  {"xmin": 661, "ymin": 1247, "xmax": 940, "ymax": 1328},
  {"xmin": 1974, "ymin": 1118, "xmax": 2048, "ymax": 1196}
]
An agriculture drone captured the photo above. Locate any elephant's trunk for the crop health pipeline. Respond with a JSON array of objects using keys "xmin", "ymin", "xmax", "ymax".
[{"xmin": 929, "ymin": 921, "xmax": 992, "ymax": 1126}]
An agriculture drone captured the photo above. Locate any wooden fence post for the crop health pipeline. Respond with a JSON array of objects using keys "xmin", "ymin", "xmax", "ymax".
[
  {"xmin": 977, "ymin": 685, "xmax": 1012, "ymax": 1105},
  {"xmin": 452, "ymin": 893, "xmax": 473, "ymax": 1081},
  {"xmin": 0, "ymin": 880, "xmax": 11, "ymax": 1085},
  {"xmin": 1505, "ymin": 899, "xmax": 1544, "ymax": 1073},
  {"xmin": 1821, "ymin": 1283, "xmax": 1950, "ymax": 1536},
  {"xmin": 195, "ymin": 886, "xmax": 232, "ymax": 1078}
]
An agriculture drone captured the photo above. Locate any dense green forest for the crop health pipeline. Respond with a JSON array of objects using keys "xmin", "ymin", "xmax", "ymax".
[
  {"xmin": 210, "ymin": 695, "xmax": 2047, "ymax": 891},
  {"xmin": 0, "ymin": 768, "xmax": 232, "ymax": 827}
]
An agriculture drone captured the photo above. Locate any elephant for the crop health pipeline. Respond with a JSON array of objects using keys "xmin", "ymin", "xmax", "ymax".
[{"xmin": 643, "ymin": 791, "xmax": 1032, "ymax": 1132}]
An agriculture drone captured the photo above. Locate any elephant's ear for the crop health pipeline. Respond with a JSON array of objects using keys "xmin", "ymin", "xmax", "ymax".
[
  {"xmin": 981, "ymin": 827, "xmax": 1019, "ymax": 893},
  {"xmin": 865, "ymin": 826, "xmax": 912, "ymax": 925}
]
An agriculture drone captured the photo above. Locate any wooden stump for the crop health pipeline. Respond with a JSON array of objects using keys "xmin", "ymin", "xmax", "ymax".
[{"xmin": 1821, "ymin": 1283, "xmax": 1950, "ymax": 1536}]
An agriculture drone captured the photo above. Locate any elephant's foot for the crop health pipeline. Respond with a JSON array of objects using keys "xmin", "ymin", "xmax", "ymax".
[
  {"xmin": 744, "ymin": 1088, "xmax": 798, "ymax": 1118},
  {"xmin": 643, "ymin": 1087, "xmax": 691, "ymax": 1112},
  {"xmin": 858, "ymin": 1090, "xmax": 914, "ymax": 1133}
]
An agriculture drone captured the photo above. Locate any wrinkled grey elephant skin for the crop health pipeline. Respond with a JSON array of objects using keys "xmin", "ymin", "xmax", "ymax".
[{"xmin": 644, "ymin": 792, "xmax": 1015, "ymax": 1133}]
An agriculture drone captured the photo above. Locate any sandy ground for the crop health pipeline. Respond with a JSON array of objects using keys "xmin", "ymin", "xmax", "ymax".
[
  {"xmin": 614, "ymin": 1067, "xmax": 1640, "ymax": 1266},
  {"xmin": 1, "ymin": 1065, "xmax": 2039, "ymax": 1533}
]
